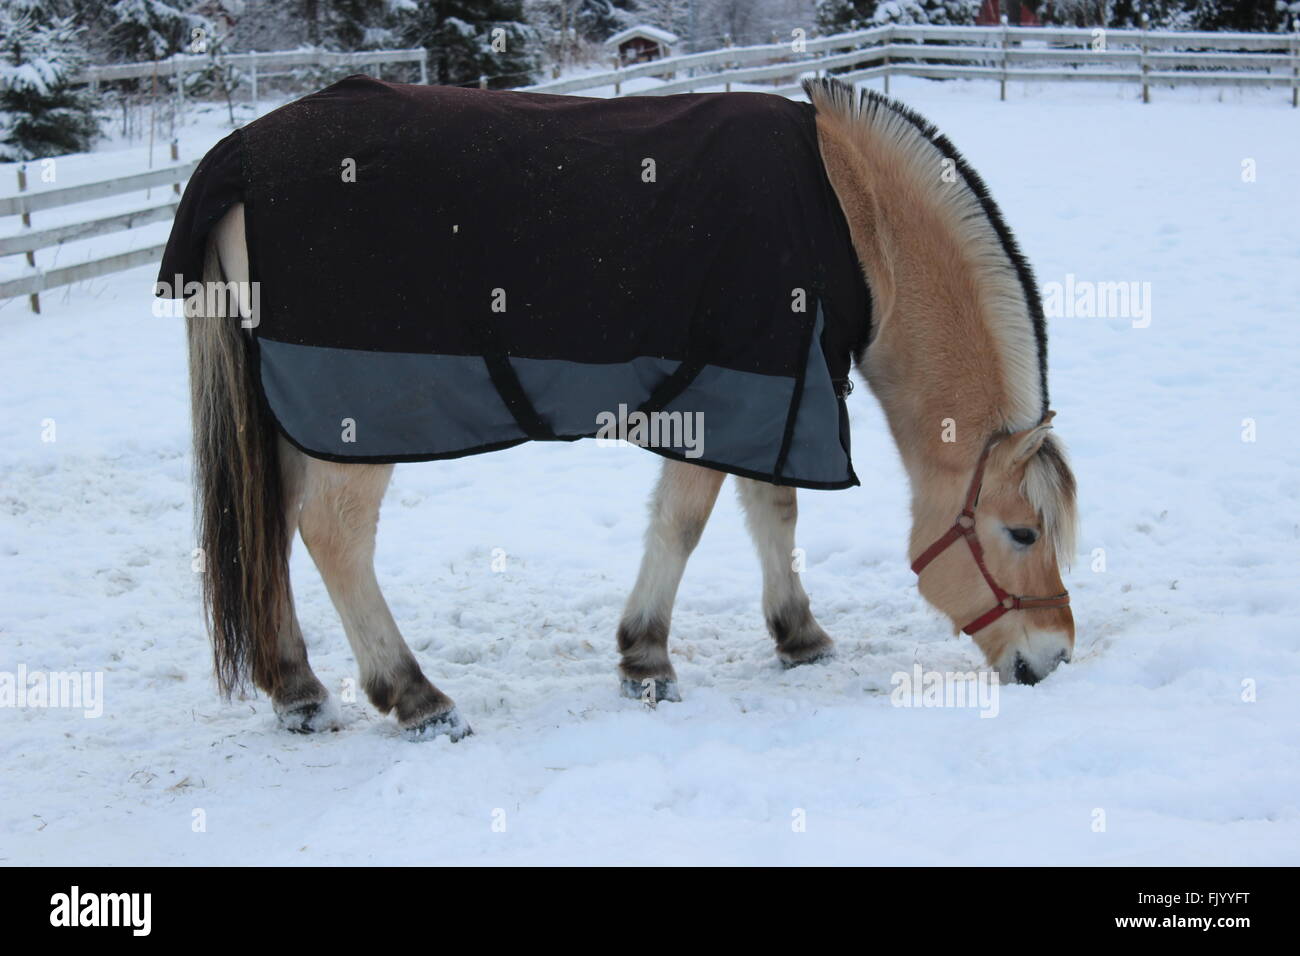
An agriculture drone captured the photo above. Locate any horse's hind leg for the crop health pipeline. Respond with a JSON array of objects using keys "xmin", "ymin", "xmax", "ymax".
[
  {"xmin": 735, "ymin": 478, "xmax": 834, "ymax": 666},
  {"xmin": 270, "ymin": 439, "xmax": 336, "ymax": 732},
  {"xmin": 617, "ymin": 459, "xmax": 725, "ymax": 702},
  {"xmin": 297, "ymin": 457, "xmax": 468, "ymax": 740}
]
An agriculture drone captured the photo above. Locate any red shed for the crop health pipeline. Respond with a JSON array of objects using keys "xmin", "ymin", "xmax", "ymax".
[{"xmin": 604, "ymin": 25, "xmax": 681, "ymax": 67}]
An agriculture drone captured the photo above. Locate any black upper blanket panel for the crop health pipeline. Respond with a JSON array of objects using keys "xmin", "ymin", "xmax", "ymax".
[{"xmin": 158, "ymin": 76, "xmax": 871, "ymax": 489}]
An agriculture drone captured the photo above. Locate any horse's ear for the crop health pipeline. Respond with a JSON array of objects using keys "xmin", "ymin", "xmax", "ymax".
[{"xmin": 1003, "ymin": 415, "xmax": 1055, "ymax": 467}]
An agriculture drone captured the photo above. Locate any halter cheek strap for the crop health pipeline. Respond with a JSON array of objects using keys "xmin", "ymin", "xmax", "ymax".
[{"xmin": 911, "ymin": 436, "xmax": 1070, "ymax": 636}]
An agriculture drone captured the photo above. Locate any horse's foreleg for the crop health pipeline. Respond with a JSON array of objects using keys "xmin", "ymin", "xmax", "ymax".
[
  {"xmin": 735, "ymin": 477, "xmax": 834, "ymax": 666},
  {"xmin": 617, "ymin": 459, "xmax": 725, "ymax": 701},
  {"xmin": 297, "ymin": 458, "xmax": 468, "ymax": 740}
]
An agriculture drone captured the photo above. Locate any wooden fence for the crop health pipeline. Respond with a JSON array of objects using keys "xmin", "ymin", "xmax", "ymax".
[
  {"xmin": 525, "ymin": 23, "xmax": 1300, "ymax": 106},
  {"xmin": 0, "ymin": 152, "xmax": 195, "ymax": 313},
  {"xmin": 76, "ymin": 47, "xmax": 430, "ymax": 108}
]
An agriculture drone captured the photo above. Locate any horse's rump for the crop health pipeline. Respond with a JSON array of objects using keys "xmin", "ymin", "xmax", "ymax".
[{"xmin": 158, "ymin": 76, "xmax": 870, "ymax": 488}]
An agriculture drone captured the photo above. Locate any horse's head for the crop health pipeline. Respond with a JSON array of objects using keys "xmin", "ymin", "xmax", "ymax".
[{"xmin": 911, "ymin": 417, "xmax": 1078, "ymax": 685}]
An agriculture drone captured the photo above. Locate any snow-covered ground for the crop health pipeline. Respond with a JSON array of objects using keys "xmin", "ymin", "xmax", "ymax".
[{"xmin": 2, "ymin": 77, "xmax": 1297, "ymax": 865}]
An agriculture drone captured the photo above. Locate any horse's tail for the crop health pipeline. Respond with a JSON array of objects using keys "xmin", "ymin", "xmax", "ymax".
[{"xmin": 188, "ymin": 235, "xmax": 287, "ymax": 698}]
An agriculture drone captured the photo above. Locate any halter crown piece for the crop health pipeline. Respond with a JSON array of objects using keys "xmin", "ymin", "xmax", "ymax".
[{"xmin": 910, "ymin": 432, "xmax": 1070, "ymax": 635}]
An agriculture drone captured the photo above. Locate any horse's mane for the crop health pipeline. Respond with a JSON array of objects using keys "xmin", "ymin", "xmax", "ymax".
[
  {"xmin": 804, "ymin": 78, "xmax": 1076, "ymax": 563},
  {"xmin": 804, "ymin": 77, "xmax": 1048, "ymax": 425}
]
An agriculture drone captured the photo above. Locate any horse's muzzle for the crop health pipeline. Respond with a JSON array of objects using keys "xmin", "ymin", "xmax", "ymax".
[{"xmin": 1012, "ymin": 648, "xmax": 1070, "ymax": 685}]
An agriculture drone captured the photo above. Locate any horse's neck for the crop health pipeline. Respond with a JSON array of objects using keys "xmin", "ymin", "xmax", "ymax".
[
  {"xmin": 859, "ymin": 255, "xmax": 1003, "ymax": 498},
  {"xmin": 814, "ymin": 108, "xmax": 1012, "ymax": 496}
]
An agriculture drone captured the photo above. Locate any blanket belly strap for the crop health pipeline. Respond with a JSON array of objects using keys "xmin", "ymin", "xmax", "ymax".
[{"xmin": 482, "ymin": 353, "xmax": 559, "ymax": 442}]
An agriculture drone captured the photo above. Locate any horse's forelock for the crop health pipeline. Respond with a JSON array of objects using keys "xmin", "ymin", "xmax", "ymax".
[{"xmin": 1022, "ymin": 434, "xmax": 1077, "ymax": 567}]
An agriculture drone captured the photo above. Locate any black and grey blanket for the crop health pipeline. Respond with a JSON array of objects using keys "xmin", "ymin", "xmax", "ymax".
[{"xmin": 158, "ymin": 76, "xmax": 871, "ymax": 488}]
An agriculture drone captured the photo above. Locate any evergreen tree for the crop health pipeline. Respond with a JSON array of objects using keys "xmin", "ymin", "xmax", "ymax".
[
  {"xmin": 816, "ymin": 0, "xmax": 875, "ymax": 31},
  {"xmin": 867, "ymin": 0, "xmax": 978, "ymax": 24},
  {"xmin": 400, "ymin": 0, "xmax": 540, "ymax": 87},
  {"xmin": 0, "ymin": 3, "xmax": 100, "ymax": 160},
  {"xmin": 631, "ymin": 0, "xmax": 690, "ymax": 38},
  {"xmin": 1190, "ymin": 0, "xmax": 1290, "ymax": 30},
  {"xmin": 105, "ymin": 0, "xmax": 199, "ymax": 61},
  {"xmin": 321, "ymin": 0, "xmax": 400, "ymax": 50},
  {"xmin": 816, "ymin": 0, "xmax": 977, "ymax": 30},
  {"xmin": 525, "ymin": 1, "xmax": 633, "ymax": 74}
]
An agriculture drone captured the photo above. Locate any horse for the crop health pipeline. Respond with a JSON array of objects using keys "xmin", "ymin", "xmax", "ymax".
[{"xmin": 177, "ymin": 78, "xmax": 1077, "ymax": 740}]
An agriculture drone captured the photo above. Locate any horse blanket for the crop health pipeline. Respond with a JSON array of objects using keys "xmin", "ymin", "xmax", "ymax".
[{"xmin": 158, "ymin": 76, "xmax": 871, "ymax": 488}]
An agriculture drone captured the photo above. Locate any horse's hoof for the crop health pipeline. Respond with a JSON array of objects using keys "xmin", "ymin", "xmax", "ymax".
[
  {"xmin": 779, "ymin": 649, "xmax": 833, "ymax": 670},
  {"xmin": 277, "ymin": 697, "xmax": 341, "ymax": 734},
  {"xmin": 778, "ymin": 637, "xmax": 835, "ymax": 669},
  {"xmin": 620, "ymin": 677, "xmax": 681, "ymax": 705},
  {"xmin": 770, "ymin": 608, "xmax": 835, "ymax": 669},
  {"xmin": 404, "ymin": 707, "xmax": 472, "ymax": 742}
]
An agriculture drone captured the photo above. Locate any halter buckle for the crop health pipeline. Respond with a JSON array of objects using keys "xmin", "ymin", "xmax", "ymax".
[
  {"xmin": 956, "ymin": 512, "xmax": 975, "ymax": 531},
  {"xmin": 1001, "ymin": 595, "xmax": 1016, "ymax": 610}
]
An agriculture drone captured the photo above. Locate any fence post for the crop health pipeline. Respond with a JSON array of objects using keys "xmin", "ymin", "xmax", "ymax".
[
  {"xmin": 1292, "ymin": 22, "xmax": 1298, "ymax": 108},
  {"xmin": 479, "ymin": 75, "xmax": 488, "ymax": 89},
  {"xmin": 1000, "ymin": 15, "xmax": 1009, "ymax": 101},
  {"xmin": 175, "ymin": 56, "xmax": 185, "ymax": 125},
  {"xmin": 250, "ymin": 58, "xmax": 259, "ymax": 116},
  {"xmin": 884, "ymin": 26, "xmax": 892, "ymax": 95},
  {"xmin": 1140, "ymin": 14, "xmax": 1150, "ymax": 104},
  {"xmin": 17, "ymin": 165, "xmax": 39, "ymax": 314},
  {"xmin": 419, "ymin": 49, "xmax": 429, "ymax": 85},
  {"xmin": 171, "ymin": 140, "xmax": 181, "ymax": 195},
  {"xmin": 724, "ymin": 35, "xmax": 734, "ymax": 93}
]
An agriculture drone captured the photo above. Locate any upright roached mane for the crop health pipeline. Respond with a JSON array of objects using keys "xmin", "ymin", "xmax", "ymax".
[{"xmin": 804, "ymin": 78, "xmax": 1077, "ymax": 564}]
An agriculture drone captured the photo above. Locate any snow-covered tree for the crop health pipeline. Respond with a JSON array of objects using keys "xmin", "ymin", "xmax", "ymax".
[
  {"xmin": 0, "ymin": 3, "xmax": 100, "ymax": 160},
  {"xmin": 103, "ymin": 0, "xmax": 200, "ymax": 61},
  {"xmin": 817, "ymin": 0, "xmax": 976, "ymax": 30},
  {"xmin": 631, "ymin": 0, "xmax": 690, "ymax": 38},
  {"xmin": 868, "ymin": 0, "xmax": 978, "ymax": 24},
  {"xmin": 525, "ymin": 1, "xmax": 633, "ymax": 73},
  {"xmin": 400, "ymin": 0, "xmax": 540, "ymax": 87},
  {"xmin": 310, "ymin": 0, "xmax": 402, "ymax": 49},
  {"xmin": 1189, "ymin": 0, "xmax": 1293, "ymax": 30}
]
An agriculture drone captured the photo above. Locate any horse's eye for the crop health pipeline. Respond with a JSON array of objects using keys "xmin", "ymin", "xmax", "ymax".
[{"xmin": 1008, "ymin": 527, "xmax": 1038, "ymax": 547}]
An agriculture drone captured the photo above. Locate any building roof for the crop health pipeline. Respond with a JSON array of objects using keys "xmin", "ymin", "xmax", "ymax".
[{"xmin": 604, "ymin": 25, "xmax": 681, "ymax": 48}]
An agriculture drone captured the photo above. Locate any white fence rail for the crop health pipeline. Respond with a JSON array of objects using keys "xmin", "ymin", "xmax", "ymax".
[
  {"xmin": 75, "ymin": 46, "xmax": 429, "ymax": 87},
  {"xmin": 4, "ymin": 26, "xmax": 1296, "ymax": 312}
]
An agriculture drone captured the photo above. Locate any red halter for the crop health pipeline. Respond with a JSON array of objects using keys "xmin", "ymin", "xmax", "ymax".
[{"xmin": 910, "ymin": 437, "xmax": 1070, "ymax": 636}]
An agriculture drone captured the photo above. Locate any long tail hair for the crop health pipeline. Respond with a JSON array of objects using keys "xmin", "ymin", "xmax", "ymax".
[{"xmin": 188, "ymin": 240, "xmax": 287, "ymax": 697}]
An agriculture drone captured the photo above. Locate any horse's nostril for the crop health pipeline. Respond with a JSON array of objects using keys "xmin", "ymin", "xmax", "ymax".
[{"xmin": 1013, "ymin": 655, "xmax": 1040, "ymax": 686}]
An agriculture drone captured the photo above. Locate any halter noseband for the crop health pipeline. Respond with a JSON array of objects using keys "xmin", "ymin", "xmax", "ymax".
[{"xmin": 910, "ymin": 436, "xmax": 1070, "ymax": 636}]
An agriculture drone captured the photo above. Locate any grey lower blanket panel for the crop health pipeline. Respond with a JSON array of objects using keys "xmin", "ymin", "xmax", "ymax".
[{"xmin": 258, "ymin": 306, "xmax": 854, "ymax": 487}]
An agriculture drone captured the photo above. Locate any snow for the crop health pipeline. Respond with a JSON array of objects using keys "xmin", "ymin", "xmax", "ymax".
[{"xmin": 1, "ymin": 77, "xmax": 1298, "ymax": 865}]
